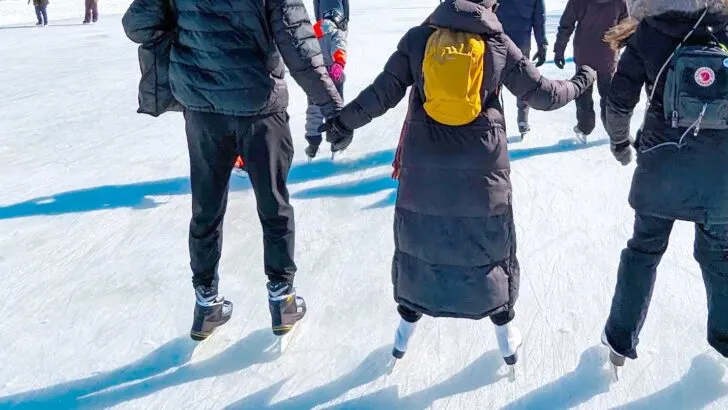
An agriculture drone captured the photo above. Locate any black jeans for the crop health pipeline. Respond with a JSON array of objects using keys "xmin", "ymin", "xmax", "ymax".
[
  {"xmin": 35, "ymin": 5, "xmax": 48, "ymax": 25},
  {"xmin": 575, "ymin": 70, "xmax": 613, "ymax": 136},
  {"xmin": 185, "ymin": 110, "xmax": 296, "ymax": 290},
  {"xmin": 605, "ymin": 213, "xmax": 728, "ymax": 359},
  {"xmin": 397, "ymin": 305, "xmax": 515, "ymax": 326}
]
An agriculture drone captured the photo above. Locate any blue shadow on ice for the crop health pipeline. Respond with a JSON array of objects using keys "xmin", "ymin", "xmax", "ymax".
[
  {"xmin": 0, "ymin": 149, "xmax": 395, "ymax": 220},
  {"xmin": 0, "ymin": 329, "xmax": 279, "ymax": 409},
  {"xmin": 225, "ymin": 349, "xmax": 504, "ymax": 409},
  {"xmin": 614, "ymin": 353, "xmax": 728, "ymax": 410},
  {"xmin": 0, "ymin": 139, "xmax": 604, "ymax": 219},
  {"xmin": 293, "ymin": 138, "xmax": 608, "ymax": 209},
  {"xmin": 501, "ymin": 346, "xmax": 611, "ymax": 410}
]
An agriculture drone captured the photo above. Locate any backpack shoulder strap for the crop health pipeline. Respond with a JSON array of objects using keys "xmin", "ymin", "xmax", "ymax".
[{"xmin": 638, "ymin": 8, "xmax": 709, "ymax": 133}]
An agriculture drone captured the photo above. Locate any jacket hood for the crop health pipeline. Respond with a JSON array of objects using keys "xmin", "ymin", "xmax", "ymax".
[
  {"xmin": 428, "ymin": 0, "xmax": 503, "ymax": 35},
  {"xmin": 628, "ymin": 0, "xmax": 728, "ymax": 20}
]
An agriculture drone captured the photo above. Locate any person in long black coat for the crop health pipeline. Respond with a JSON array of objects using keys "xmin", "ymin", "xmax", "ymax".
[{"xmin": 322, "ymin": 0, "xmax": 595, "ymax": 365}]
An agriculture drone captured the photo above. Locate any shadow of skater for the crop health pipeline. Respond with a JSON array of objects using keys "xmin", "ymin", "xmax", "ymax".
[
  {"xmin": 224, "ymin": 346, "xmax": 393, "ymax": 409},
  {"xmin": 293, "ymin": 138, "xmax": 609, "ymax": 209},
  {"xmin": 501, "ymin": 346, "xmax": 612, "ymax": 410},
  {"xmin": 312, "ymin": 349, "xmax": 505, "ymax": 410},
  {"xmin": 0, "ymin": 150, "xmax": 396, "ymax": 220},
  {"xmin": 613, "ymin": 353, "xmax": 728, "ymax": 410},
  {"xmin": 1, "ymin": 329, "xmax": 278, "ymax": 410},
  {"xmin": 0, "ymin": 336, "xmax": 196, "ymax": 409}
]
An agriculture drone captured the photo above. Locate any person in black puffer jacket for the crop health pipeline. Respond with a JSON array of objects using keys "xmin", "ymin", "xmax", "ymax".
[
  {"xmin": 601, "ymin": 0, "xmax": 728, "ymax": 365},
  {"xmin": 122, "ymin": 0, "xmax": 343, "ymax": 341}
]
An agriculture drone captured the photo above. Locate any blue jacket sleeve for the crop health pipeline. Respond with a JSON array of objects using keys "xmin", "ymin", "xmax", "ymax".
[{"xmin": 533, "ymin": 0, "xmax": 547, "ymax": 46}]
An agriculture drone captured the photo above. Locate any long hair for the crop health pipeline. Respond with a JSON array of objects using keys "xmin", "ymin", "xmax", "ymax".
[{"xmin": 603, "ymin": 17, "xmax": 640, "ymax": 50}]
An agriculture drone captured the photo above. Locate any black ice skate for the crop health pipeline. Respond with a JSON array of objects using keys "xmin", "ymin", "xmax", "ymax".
[
  {"xmin": 574, "ymin": 125, "xmax": 587, "ymax": 144},
  {"xmin": 518, "ymin": 122, "xmax": 530, "ymax": 140},
  {"xmin": 601, "ymin": 330, "xmax": 626, "ymax": 381},
  {"xmin": 267, "ymin": 282, "xmax": 306, "ymax": 352},
  {"xmin": 268, "ymin": 282, "xmax": 306, "ymax": 335},
  {"xmin": 305, "ymin": 143, "xmax": 320, "ymax": 162},
  {"xmin": 190, "ymin": 286, "xmax": 233, "ymax": 341}
]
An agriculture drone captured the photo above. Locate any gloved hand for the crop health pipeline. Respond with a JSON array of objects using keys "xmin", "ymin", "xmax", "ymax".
[
  {"xmin": 318, "ymin": 115, "xmax": 353, "ymax": 153},
  {"xmin": 554, "ymin": 54, "xmax": 566, "ymax": 69},
  {"xmin": 328, "ymin": 63, "xmax": 345, "ymax": 84},
  {"xmin": 611, "ymin": 137, "xmax": 634, "ymax": 166},
  {"xmin": 532, "ymin": 44, "xmax": 548, "ymax": 67}
]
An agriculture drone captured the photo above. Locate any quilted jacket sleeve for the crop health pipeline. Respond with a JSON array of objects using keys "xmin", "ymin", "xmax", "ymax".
[
  {"xmin": 501, "ymin": 37, "xmax": 595, "ymax": 111},
  {"xmin": 122, "ymin": 0, "xmax": 174, "ymax": 44},
  {"xmin": 267, "ymin": 0, "xmax": 343, "ymax": 117}
]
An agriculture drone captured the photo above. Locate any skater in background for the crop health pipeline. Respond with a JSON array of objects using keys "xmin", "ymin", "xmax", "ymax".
[
  {"xmin": 123, "ymin": 0, "xmax": 342, "ymax": 341},
  {"xmin": 30, "ymin": 0, "xmax": 49, "ymax": 26},
  {"xmin": 304, "ymin": 0, "xmax": 349, "ymax": 160},
  {"xmin": 554, "ymin": 0, "xmax": 627, "ymax": 140},
  {"xmin": 83, "ymin": 0, "xmax": 98, "ymax": 24},
  {"xmin": 601, "ymin": 0, "xmax": 728, "ymax": 372},
  {"xmin": 495, "ymin": 0, "xmax": 548, "ymax": 138},
  {"xmin": 320, "ymin": 0, "xmax": 595, "ymax": 371}
]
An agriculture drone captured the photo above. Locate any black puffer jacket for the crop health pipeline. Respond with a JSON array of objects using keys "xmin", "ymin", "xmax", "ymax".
[
  {"xmin": 123, "ymin": 0, "xmax": 342, "ymax": 117},
  {"xmin": 338, "ymin": 0, "xmax": 595, "ymax": 319},
  {"xmin": 607, "ymin": 10, "xmax": 728, "ymax": 223}
]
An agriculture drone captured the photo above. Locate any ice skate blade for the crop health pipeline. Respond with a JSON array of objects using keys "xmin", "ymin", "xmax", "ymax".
[
  {"xmin": 508, "ymin": 365, "xmax": 516, "ymax": 382},
  {"xmin": 387, "ymin": 357, "xmax": 398, "ymax": 375},
  {"xmin": 608, "ymin": 351, "xmax": 625, "ymax": 382},
  {"xmin": 269, "ymin": 323, "xmax": 299, "ymax": 354},
  {"xmin": 610, "ymin": 363, "xmax": 620, "ymax": 382}
]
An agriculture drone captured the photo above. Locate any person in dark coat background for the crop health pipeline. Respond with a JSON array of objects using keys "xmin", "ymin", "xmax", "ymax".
[
  {"xmin": 496, "ymin": 0, "xmax": 548, "ymax": 137},
  {"xmin": 83, "ymin": 0, "xmax": 98, "ymax": 24},
  {"xmin": 601, "ymin": 0, "xmax": 728, "ymax": 366},
  {"xmin": 322, "ymin": 0, "xmax": 595, "ymax": 366},
  {"xmin": 31, "ymin": 0, "xmax": 49, "ymax": 26},
  {"xmin": 122, "ymin": 0, "xmax": 343, "ymax": 341},
  {"xmin": 304, "ymin": 0, "xmax": 350, "ymax": 159},
  {"xmin": 554, "ymin": 0, "xmax": 628, "ymax": 138}
]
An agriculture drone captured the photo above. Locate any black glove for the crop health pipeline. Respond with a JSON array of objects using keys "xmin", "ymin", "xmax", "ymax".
[
  {"xmin": 554, "ymin": 54, "xmax": 566, "ymax": 69},
  {"xmin": 318, "ymin": 116, "xmax": 354, "ymax": 153},
  {"xmin": 532, "ymin": 44, "xmax": 548, "ymax": 67},
  {"xmin": 610, "ymin": 137, "xmax": 634, "ymax": 166}
]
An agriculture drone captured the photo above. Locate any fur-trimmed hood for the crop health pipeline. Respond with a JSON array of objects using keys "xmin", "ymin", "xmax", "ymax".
[
  {"xmin": 605, "ymin": 0, "xmax": 728, "ymax": 49},
  {"xmin": 628, "ymin": 0, "xmax": 728, "ymax": 20}
]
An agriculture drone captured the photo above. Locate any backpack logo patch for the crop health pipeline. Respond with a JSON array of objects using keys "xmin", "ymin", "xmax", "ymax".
[{"xmin": 695, "ymin": 67, "xmax": 716, "ymax": 87}]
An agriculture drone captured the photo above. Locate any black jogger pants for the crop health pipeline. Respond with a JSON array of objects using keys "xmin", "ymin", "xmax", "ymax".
[
  {"xmin": 605, "ymin": 213, "xmax": 728, "ymax": 359},
  {"xmin": 184, "ymin": 110, "xmax": 296, "ymax": 290}
]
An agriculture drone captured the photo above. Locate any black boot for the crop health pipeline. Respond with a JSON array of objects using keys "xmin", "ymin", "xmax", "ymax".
[
  {"xmin": 518, "ymin": 122, "xmax": 530, "ymax": 137},
  {"xmin": 305, "ymin": 134, "xmax": 322, "ymax": 160},
  {"xmin": 267, "ymin": 282, "xmax": 306, "ymax": 336},
  {"xmin": 305, "ymin": 144, "xmax": 320, "ymax": 159},
  {"xmin": 190, "ymin": 286, "xmax": 233, "ymax": 341}
]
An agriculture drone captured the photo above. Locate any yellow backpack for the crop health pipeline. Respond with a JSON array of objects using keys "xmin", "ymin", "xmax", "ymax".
[{"xmin": 422, "ymin": 27, "xmax": 486, "ymax": 126}]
